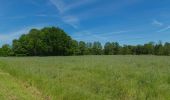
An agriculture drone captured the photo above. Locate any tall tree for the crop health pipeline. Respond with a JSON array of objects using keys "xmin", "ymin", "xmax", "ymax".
[
  {"xmin": 1, "ymin": 26, "xmax": 170, "ymax": 56},
  {"xmin": 78, "ymin": 41, "xmax": 86, "ymax": 55},
  {"xmin": 154, "ymin": 41, "xmax": 164, "ymax": 55},
  {"xmin": 86, "ymin": 42, "xmax": 93, "ymax": 55},
  {"xmin": 12, "ymin": 27, "xmax": 74, "ymax": 56},
  {"xmin": 143, "ymin": 42, "xmax": 155, "ymax": 55},
  {"xmin": 92, "ymin": 42, "xmax": 102, "ymax": 55},
  {"xmin": 163, "ymin": 42, "xmax": 170, "ymax": 55},
  {"xmin": 104, "ymin": 42, "xmax": 114, "ymax": 55},
  {"xmin": 0, "ymin": 44, "xmax": 13, "ymax": 56}
]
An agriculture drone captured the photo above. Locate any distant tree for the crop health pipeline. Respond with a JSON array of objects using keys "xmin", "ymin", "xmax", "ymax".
[
  {"xmin": 113, "ymin": 42, "xmax": 120, "ymax": 55},
  {"xmin": 26, "ymin": 29, "xmax": 46, "ymax": 56},
  {"xmin": 135, "ymin": 45, "xmax": 144, "ymax": 55},
  {"xmin": 120, "ymin": 45, "xmax": 133, "ymax": 55},
  {"xmin": 0, "ymin": 44, "xmax": 13, "ymax": 56},
  {"xmin": 42, "ymin": 27, "xmax": 73, "ymax": 56},
  {"xmin": 85, "ymin": 42, "xmax": 93, "ymax": 55},
  {"xmin": 154, "ymin": 41, "xmax": 164, "ymax": 55},
  {"xmin": 1, "ymin": 26, "xmax": 170, "ymax": 56},
  {"xmin": 70, "ymin": 40, "xmax": 80, "ymax": 55},
  {"xmin": 163, "ymin": 42, "xmax": 170, "ymax": 56},
  {"xmin": 143, "ymin": 42, "xmax": 155, "ymax": 55},
  {"xmin": 92, "ymin": 42, "xmax": 102, "ymax": 55},
  {"xmin": 104, "ymin": 42, "xmax": 114, "ymax": 55},
  {"xmin": 12, "ymin": 35, "xmax": 29, "ymax": 56},
  {"xmin": 78, "ymin": 41, "xmax": 86, "ymax": 55},
  {"xmin": 12, "ymin": 27, "xmax": 74, "ymax": 56}
]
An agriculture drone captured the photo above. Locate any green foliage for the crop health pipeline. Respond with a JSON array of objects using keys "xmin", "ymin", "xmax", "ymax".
[
  {"xmin": 92, "ymin": 42, "xmax": 102, "ymax": 55},
  {"xmin": 12, "ymin": 27, "xmax": 74, "ymax": 56},
  {"xmin": 163, "ymin": 42, "xmax": 170, "ymax": 55},
  {"xmin": 85, "ymin": 42, "xmax": 93, "ymax": 55},
  {"xmin": 78, "ymin": 41, "xmax": 86, "ymax": 55},
  {"xmin": 143, "ymin": 42, "xmax": 155, "ymax": 54},
  {"xmin": 0, "ymin": 26, "xmax": 170, "ymax": 56},
  {"xmin": 154, "ymin": 41, "xmax": 164, "ymax": 55},
  {"xmin": 0, "ymin": 44, "xmax": 14, "ymax": 56},
  {"xmin": 104, "ymin": 42, "xmax": 114, "ymax": 55}
]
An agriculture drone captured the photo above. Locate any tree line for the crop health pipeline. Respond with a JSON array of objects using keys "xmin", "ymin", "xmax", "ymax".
[{"xmin": 0, "ymin": 27, "xmax": 170, "ymax": 56}]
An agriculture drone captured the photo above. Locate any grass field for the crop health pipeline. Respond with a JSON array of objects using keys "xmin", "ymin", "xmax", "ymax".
[{"xmin": 0, "ymin": 56, "xmax": 170, "ymax": 100}]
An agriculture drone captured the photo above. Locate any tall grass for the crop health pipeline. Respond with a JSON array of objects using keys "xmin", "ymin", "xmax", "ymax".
[{"xmin": 0, "ymin": 55, "xmax": 170, "ymax": 100}]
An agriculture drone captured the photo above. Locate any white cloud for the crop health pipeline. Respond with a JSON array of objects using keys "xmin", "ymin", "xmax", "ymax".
[
  {"xmin": 0, "ymin": 14, "xmax": 60, "ymax": 20},
  {"xmin": 49, "ymin": 0, "xmax": 66, "ymax": 13},
  {"xmin": 0, "ymin": 25, "xmax": 44, "ymax": 46},
  {"xmin": 71, "ymin": 30, "xmax": 130, "ymax": 43},
  {"xmin": 157, "ymin": 26, "xmax": 170, "ymax": 32},
  {"xmin": 49, "ymin": 0, "xmax": 81, "ymax": 29},
  {"xmin": 47, "ymin": 0, "xmax": 80, "ymax": 28},
  {"xmin": 152, "ymin": 20, "xmax": 163, "ymax": 26},
  {"xmin": 97, "ymin": 30, "xmax": 130, "ymax": 37},
  {"xmin": 49, "ymin": 0, "xmax": 96, "ymax": 13},
  {"xmin": 49, "ymin": 0, "xmax": 97, "ymax": 29},
  {"xmin": 75, "ymin": 0, "xmax": 142, "ymax": 20},
  {"xmin": 152, "ymin": 19, "xmax": 170, "ymax": 33},
  {"xmin": 34, "ymin": 14, "xmax": 59, "ymax": 18},
  {"xmin": 62, "ymin": 15, "xmax": 79, "ymax": 29},
  {"xmin": 49, "ymin": 0, "xmax": 141, "ymax": 29}
]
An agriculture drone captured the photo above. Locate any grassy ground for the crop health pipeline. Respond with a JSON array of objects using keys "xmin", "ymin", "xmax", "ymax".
[
  {"xmin": 0, "ymin": 69, "xmax": 44, "ymax": 100},
  {"xmin": 0, "ymin": 55, "xmax": 170, "ymax": 100}
]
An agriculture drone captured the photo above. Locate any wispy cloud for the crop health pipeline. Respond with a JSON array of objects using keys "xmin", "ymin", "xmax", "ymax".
[
  {"xmin": 49, "ymin": 0, "xmax": 65, "ymax": 13},
  {"xmin": 62, "ymin": 15, "xmax": 79, "ymax": 29},
  {"xmin": 49, "ymin": 0, "xmax": 80, "ymax": 28},
  {"xmin": 152, "ymin": 19, "xmax": 163, "ymax": 26},
  {"xmin": 49, "ymin": 0, "xmax": 142, "ymax": 29},
  {"xmin": 157, "ymin": 26, "xmax": 170, "ymax": 32},
  {"xmin": 0, "ymin": 14, "xmax": 60, "ymax": 20},
  {"xmin": 71, "ymin": 30, "xmax": 130, "ymax": 43},
  {"xmin": 49, "ymin": 0, "xmax": 96, "ymax": 13},
  {"xmin": 49, "ymin": 0, "xmax": 97, "ymax": 29},
  {"xmin": 0, "ymin": 25, "xmax": 44, "ymax": 46},
  {"xmin": 75, "ymin": 0, "xmax": 141, "ymax": 20},
  {"xmin": 152, "ymin": 19, "xmax": 170, "ymax": 33},
  {"xmin": 0, "ymin": 15, "xmax": 27, "ymax": 20}
]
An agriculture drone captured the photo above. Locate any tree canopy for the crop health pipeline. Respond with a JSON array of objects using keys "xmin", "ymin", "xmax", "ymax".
[{"xmin": 0, "ymin": 27, "xmax": 170, "ymax": 56}]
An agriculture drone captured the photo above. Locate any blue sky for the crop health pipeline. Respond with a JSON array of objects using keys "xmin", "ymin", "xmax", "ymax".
[{"xmin": 0, "ymin": 0, "xmax": 170, "ymax": 46}]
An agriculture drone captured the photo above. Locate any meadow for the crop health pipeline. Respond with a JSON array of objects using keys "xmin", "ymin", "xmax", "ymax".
[{"xmin": 0, "ymin": 55, "xmax": 170, "ymax": 100}]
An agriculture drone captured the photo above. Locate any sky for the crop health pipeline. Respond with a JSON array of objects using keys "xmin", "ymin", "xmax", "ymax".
[{"xmin": 0, "ymin": 0, "xmax": 170, "ymax": 46}]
